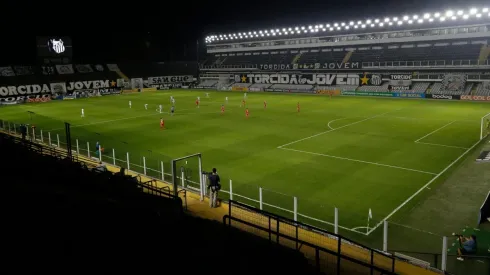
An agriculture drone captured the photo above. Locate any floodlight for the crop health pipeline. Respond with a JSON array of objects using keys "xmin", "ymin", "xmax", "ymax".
[
  {"xmin": 361, "ymin": 24, "xmax": 366, "ymax": 28},
  {"xmin": 423, "ymin": 13, "xmax": 430, "ymax": 18},
  {"xmin": 408, "ymin": 20, "xmax": 413, "ymax": 24},
  {"xmin": 457, "ymin": 10, "xmax": 464, "ymax": 15},
  {"xmin": 319, "ymin": 24, "xmax": 323, "ymax": 28},
  {"xmin": 337, "ymin": 27, "xmax": 341, "ymax": 30},
  {"xmin": 345, "ymin": 26, "xmax": 350, "ymax": 29},
  {"xmin": 374, "ymin": 19, "xmax": 379, "ymax": 23},
  {"xmin": 288, "ymin": 28, "xmax": 292, "ymax": 31},
  {"xmin": 301, "ymin": 26, "xmax": 305, "ymax": 30},
  {"xmin": 397, "ymin": 21, "xmax": 403, "ymax": 25},
  {"xmin": 329, "ymin": 27, "xmax": 334, "ymax": 31},
  {"xmin": 403, "ymin": 15, "xmax": 409, "ymax": 20},
  {"xmin": 470, "ymin": 8, "xmax": 477, "ymax": 14},
  {"xmin": 370, "ymin": 24, "xmax": 375, "ymax": 27},
  {"xmin": 366, "ymin": 20, "xmax": 371, "ymax": 24},
  {"xmin": 326, "ymin": 24, "xmax": 330, "ymax": 27},
  {"xmin": 282, "ymin": 28, "xmax": 286, "ymax": 31},
  {"xmin": 334, "ymin": 23, "xmax": 339, "ymax": 27},
  {"xmin": 429, "ymin": 18, "xmax": 434, "ymax": 22},
  {"xmin": 322, "ymin": 28, "xmax": 326, "ymax": 31},
  {"xmin": 379, "ymin": 23, "xmax": 384, "ymax": 27},
  {"xmin": 295, "ymin": 27, "xmax": 299, "ymax": 30},
  {"xmin": 315, "ymin": 25, "xmax": 319, "ymax": 28},
  {"xmin": 413, "ymin": 15, "xmax": 418, "ymax": 19},
  {"xmin": 476, "ymin": 13, "xmax": 482, "ymax": 17},
  {"xmin": 434, "ymin": 12, "xmax": 440, "ymax": 17},
  {"xmin": 440, "ymin": 17, "xmax": 446, "ymax": 21},
  {"xmin": 357, "ymin": 21, "xmax": 362, "ymax": 24},
  {"xmin": 483, "ymin": 8, "xmax": 489, "ymax": 12},
  {"xmin": 341, "ymin": 22, "xmax": 345, "ymax": 26},
  {"xmin": 445, "ymin": 10, "xmax": 453, "ymax": 17},
  {"xmin": 354, "ymin": 25, "xmax": 358, "ymax": 28},
  {"xmin": 384, "ymin": 18, "xmax": 390, "ymax": 22},
  {"xmin": 304, "ymin": 30, "xmax": 307, "ymax": 33},
  {"xmin": 417, "ymin": 19, "xmax": 423, "ymax": 23},
  {"xmin": 349, "ymin": 21, "xmax": 354, "ymax": 25},
  {"xmin": 392, "ymin": 17, "xmax": 398, "ymax": 21},
  {"xmin": 451, "ymin": 16, "xmax": 457, "ymax": 20},
  {"xmin": 388, "ymin": 22, "xmax": 393, "ymax": 25}
]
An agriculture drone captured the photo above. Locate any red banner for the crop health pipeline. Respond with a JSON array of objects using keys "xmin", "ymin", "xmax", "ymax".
[{"xmin": 461, "ymin": 95, "xmax": 490, "ymax": 101}]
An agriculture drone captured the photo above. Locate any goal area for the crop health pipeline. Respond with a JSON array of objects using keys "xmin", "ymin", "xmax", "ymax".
[{"xmin": 481, "ymin": 113, "xmax": 490, "ymax": 140}]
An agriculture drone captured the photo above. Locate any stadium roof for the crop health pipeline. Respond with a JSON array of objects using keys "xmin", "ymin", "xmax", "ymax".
[{"xmin": 205, "ymin": 7, "xmax": 490, "ymax": 44}]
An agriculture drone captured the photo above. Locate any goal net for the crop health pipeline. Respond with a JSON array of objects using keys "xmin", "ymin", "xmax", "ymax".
[
  {"xmin": 171, "ymin": 153, "xmax": 204, "ymax": 199},
  {"xmin": 481, "ymin": 113, "xmax": 490, "ymax": 140}
]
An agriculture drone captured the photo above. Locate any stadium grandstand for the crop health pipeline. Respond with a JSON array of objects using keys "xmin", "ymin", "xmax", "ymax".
[
  {"xmin": 1, "ymin": 4, "xmax": 490, "ymax": 275},
  {"xmin": 199, "ymin": 7, "xmax": 490, "ymax": 98}
]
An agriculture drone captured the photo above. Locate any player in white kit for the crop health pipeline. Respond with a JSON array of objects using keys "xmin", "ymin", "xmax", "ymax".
[
  {"xmin": 159, "ymin": 104, "xmax": 163, "ymax": 113},
  {"xmin": 225, "ymin": 97, "xmax": 228, "ymax": 103},
  {"xmin": 129, "ymin": 101, "xmax": 132, "ymax": 108},
  {"xmin": 145, "ymin": 104, "xmax": 148, "ymax": 110},
  {"xmin": 206, "ymin": 93, "xmax": 209, "ymax": 98},
  {"xmin": 81, "ymin": 109, "xmax": 84, "ymax": 117},
  {"xmin": 244, "ymin": 93, "xmax": 247, "ymax": 99},
  {"xmin": 171, "ymin": 97, "xmax": 175, "ymax": 105}
]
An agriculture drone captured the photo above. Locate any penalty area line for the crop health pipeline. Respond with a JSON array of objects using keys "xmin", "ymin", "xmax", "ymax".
[
  {"xmin": 278, "ymin": 147, "xmax": 437, "ymax": 175},
  {"xmin": 366, "ymin": 137, "xmax": 484, "ymax": 236}
]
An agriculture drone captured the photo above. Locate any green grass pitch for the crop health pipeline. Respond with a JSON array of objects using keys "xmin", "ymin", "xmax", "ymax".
[{"xmin": 1, "ymin": 90, "xmax": 488, "ymax": 238}]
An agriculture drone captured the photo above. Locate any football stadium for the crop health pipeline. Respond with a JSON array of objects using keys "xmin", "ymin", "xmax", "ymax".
[{"xmin": 1, "ymin": 5, "xmax": 490, "ymax": 275}]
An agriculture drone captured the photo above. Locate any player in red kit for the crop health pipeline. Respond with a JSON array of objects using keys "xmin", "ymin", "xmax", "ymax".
[
  {"xmin": 160, "ymin": 118, "xmax": 165, "ymax": 130},
  {"xmin": 245, "ymin": 108, "xmax": 249, "ymax": 118},
  {"xmin": 241, "ymin": 99, "xmax": 246, "ymax": 107},
  {"xmin": 221, "ymin": 104, "xmax": 225, "ymax": 115},
  {"xmin": 264, "ymin": 100, "xmax": 267, "ymax": 109},
  {"xmin": 196, "ymin": 99, "xmax": 199, "ymax": 108},
  {"xmin": 297, "ymin": 102, "xmax": 300, "ymax": 113}
]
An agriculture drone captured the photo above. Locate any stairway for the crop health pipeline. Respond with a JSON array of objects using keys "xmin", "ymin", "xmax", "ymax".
[
  {"xmin": 342, "ymin": 51, "xmax": 353, "ymax": 63},
  {"xmin": 116, "ymin": 70, "xmax": 129, "ymax": 81},
  {"xmin": 477, "ymin": 45, "xmax": 490, "ymax": 64},
  {"xmin": 292, "ymin": 53, "xmax": 303, "ymax": 64}
]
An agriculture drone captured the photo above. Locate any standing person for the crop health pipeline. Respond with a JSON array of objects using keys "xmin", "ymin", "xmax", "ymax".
[
  {"xmin": 81, "ymin": 108, "xmax": 85, "ymax": 117},
  {"xmin": 245, "ymin": 108, "xmax": 249, "ymax": 119},
  {"xmin": 172, "ymin": 97, "xmax": 175, "ymax": 105},
  {"xmin": 206, "ymin": 92, "xmax": 209, "ymax": 98},
  {"xmin": 196, "ymin": 98, "xmax": 200, "ymax": 108},
  {"xmin": 159, "ymin": 104, "xmax": 163, "ymax": 113},
  {"xmin": 241, "ymin": 99, "xmax": 246, "ymax": 107},
  {"xmin": 160, "ymin": 118, "xmax": 165, "ymax": 130},
  {"xmin": 95, "ymin": 141, "xmax": 100, "ymax": 158},
  {"xmin": 297, "ymin": 102, "xmax": 300, "ymax": 113},
  {"xmin": 207, "ymin": 168, "xmax": 221, "ymax": 208},
  {"xmin": 244, "ymin": 92, "xmax": 247, "ymax": 99},
  {"xmin": 129, "ymin": 101, "xmax": 132, "ymax": 108},
  {"xmin": 264, "ymin": 100, "xmax": 267, "ymax": 109},
  {"xmin": 145, "ymin": 104, "xmax": 148, "ymax": 110},
  {"xmin": 170, "ymin": 105, "xmax": 175, "ymax": 116},
  {"xmin": 220, "ymin": 104, "xmax": 225, "ymax": 115}
]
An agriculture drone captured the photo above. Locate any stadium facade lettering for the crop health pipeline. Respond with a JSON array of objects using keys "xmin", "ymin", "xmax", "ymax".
[
  {"xmin": 258, "ymin": 62, "xmax": 361, "ymax": 70},
  {"xmin": 238, "ymin": 73, "xmax": 382, "ymax": 86},
  {"xmin": 147, "ymin": 75, "xmax": 193, "ymax": 85}
]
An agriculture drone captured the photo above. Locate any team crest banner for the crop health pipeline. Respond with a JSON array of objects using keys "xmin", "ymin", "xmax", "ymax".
[
  {"xmin": 236, "ymin": 73, "xmax": 382, "ymax": 86},
  {"xmin": 442, "ymin": 74, "xmax": 467, "ymax": 93}
]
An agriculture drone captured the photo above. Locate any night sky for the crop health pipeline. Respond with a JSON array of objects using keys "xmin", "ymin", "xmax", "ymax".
[{"xmin": 0, "ymin": 0, "xmax": 487, "ymax": 63}]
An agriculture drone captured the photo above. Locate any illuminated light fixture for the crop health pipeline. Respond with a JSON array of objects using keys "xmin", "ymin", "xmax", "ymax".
[
  {"xmin": 277, "ymin": 32, "xmax": 282, "ymax": 35},
  {"xmin": 275, "ymin": 29, "xmax": 279, "ymax": 32},
  {"xmin": 374, "ymin": 19, "xmax": 380, "ymax": 23},
  {"xmin": 361, "ymin": 24, "xmax": 366, "ymax": 28},
  {"xmin": 451, "ymin": 16, "xmax": 457, "ymax": 20},
  {"xmin": 483, "ymin": 8, "xmax": 489, "ymax": 12},
  {"xmin": 322, "ymin": 28, "xmax": 326, "ymax": 31},
  {"xmin": 476, "ymin": 13, "xmax": 482, "ymax": 17},
  {"xmin": 470, "ymin": 8, "xmax": 477, "ymax": 14},
  {"xmin": 379, "ymin": 23, "xmax": 384, "ymax": 27},
  {"xmin": 315, "ymin": 25, "xmax": 319, "ymax": 28},
  {"xmin": 288, "ymin": 28, "xmax": 292, "ymax": 31},
  {"xmin": 337, "ymin": 27, "xmax": 341, "ymax": 30},
  {"xmin": 319, "ymin": 24, "xmax": 323, "ymax": 28},
  {"xmin": 384, "ymin": 18, "xmax": 390, "ymax": 22},
  {"xmin": 310, "ymin": 29, "xmax": 315, "ymax": 32},
  {"xmin": 392, "ymin": 17, "xmax": 398, "ymax": 21},
  {"xmin": 354, "ymin": 25, "xmax": 358, "ymax": 28},
  {"xmin": 349, "ymin": 21, "xmax": 354, "ymax": 25},
  {"xmin": 357, "ymin": 21, "xmax": 362, "ymax": 24},
  {"xmin": 308, "ymin": 25, "xmax": 312, "ymax": 29},
  {"xmin": 282, "ymin": 28, "xmax": 286, "ymax": 31},
  {"xmin": 297, "ymin": 31, "xmax": 301, "ymax": 34},
  {"xmin": 408, "ymin": 20, "xmax": 413, "ymax": 24},
  {"xmin": 413, "ymin": 15, "xmax": 418, "ymax": 19},
  {"xmin": 272, "ymin": 33, "xmax": 276, "ymax": 36},
  {"xmin": 304, "ymin": 30, "xmax": 307, "ymax": 33},
  {"xmin": 334, "ymin": 23, "xmax": 339, "ymax": 27},
  {"xmin": 329, "ymin": 27, "xmax": 334, "ymax": 31},
  {"xmin": 294, "ymin": 27, "xmax": 299, "ymax": 30},
  {"xmin": 366, "ymin": 20, "xmax": 371, "ymax": 24},
  {"xmin": 440, "ymin": 17, "xmax": 446, "ymax": 21},
  {"xmin": 345, "ymin": 26, "xmax": 350, "ymax": 29},
  {"xmin": 388, "ymin": 22, "xmax": 393, "ymax": 25},
  {"xmin": 253, "ymin": 31, "xmax": 257, "ymax": 34},
  {"xmin": 403, "ymin": 15, "xmax": 409, "ymax": 20},
  {"xmin": 370, "ymin": 24, "xmax": 375, "ymax": 27},
  {"xmin": 417, "ymin": 19, "xmax": 423, "ymax": 23},
  {"xmin": 434, "ymin": 12, "xmax": 440, "ymax": 17},
  {"xmin": 341, "ymin": 22, "xmax": 346, "ymax": 26},
  {"xmin": 301, "ymin": 26, "xmax": 305, "ymax": 30},
  {"xmin": 266, "ymin": 33, "xmax": 269, "ymax": 36},
  {"xmin": 429, "ymin": 18, "xmax": 434, "ymax": 22},
  {"xmin": 445, "ymin": 10, "xmax": 453, "ymax": 17},
  {"xmin": 423, "ymin": 13, "xmax": 430, "ymax": 18},
  {"xmin": 457, "ymin": 10, "xmax": 464, "ymax": 15},
  {"xmin": 326, "ymin": 24, "xmax": 330, "ymax": 27},
  {"xmin": 397, "ymin": 21, "xmax": 403, "ymax": 25},
  {"xmin": 259, "ymin": 30, "xmax": 262, "ymax": 33},
  {"xmin": 284, "ymin": 32, "xmax": 288, "ymax": 35}
]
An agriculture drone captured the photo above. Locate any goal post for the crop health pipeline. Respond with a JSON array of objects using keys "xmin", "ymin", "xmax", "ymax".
[
  {"xmin": 481, "ymin": 113, "xmax": 490, "ymax": 140},
  {"xmin": 171, "ymin": 153, "xmax": 204, "ymax": 199}
]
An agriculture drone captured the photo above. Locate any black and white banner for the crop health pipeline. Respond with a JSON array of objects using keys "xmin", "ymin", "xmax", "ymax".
[
  {"xmin": 258, "ymin": 62, "xmax": 361, "ymax": 70},
  {"xmin": 389, "ymin": 74, "xmax": 412, "ymax": 90},
  {"xmin": 0, "ymin": 79, "xmax": 120, "ymax": 102},
  {"xmin": 14, "ymin": 66, "xmax": 34, "ymax": 76},
  {"xmin": 55, "ymin": 64, "xmax": 74, "ymax": 74},
  {"xmin": 442, "ymin": 74, "xmax": 467, "ymax": 93},
  {"xmin": 0, "ymin": 67, "xmax": 15, "ymax": 76},
  {"xmin": 75, "ymin": 64, "xmax": 94, "ymax": 73},
  {"xmin": 131, "ymin": 78, "xmax": 143, "ymax": 89},
  {"xmin": 147, "ymin": 75, "xmax": 193, "ymax": 85},
  {"xmin": 426, "ymin": 94, "xmax": 460, "ymax": 100},
  {"xmin": 236, "ymin": 73, "xmax": 382, "ymax": 86}
]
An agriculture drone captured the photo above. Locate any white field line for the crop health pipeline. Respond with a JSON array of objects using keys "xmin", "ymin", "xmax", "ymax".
[
  {"xmin": 414, "ymin": 121, "xmax": 469, "ymax": 149},
  {"xmin": 327, "ymin": 118, "xmax": 347, "ymax": 130},
  {"xmin": 279, "ymin": 147, "xmax": 437, "ymax": 175},
  {"xmin": 278, "ymin": 109, "xmax": 402, "ymax": 148},
  {"xmin": 414, "ymin": 121, "xmax": 456, "ymax": 143},
  {"xmin": 366, "ymin": 137, "xmax": 484, "ymax": 235}
]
